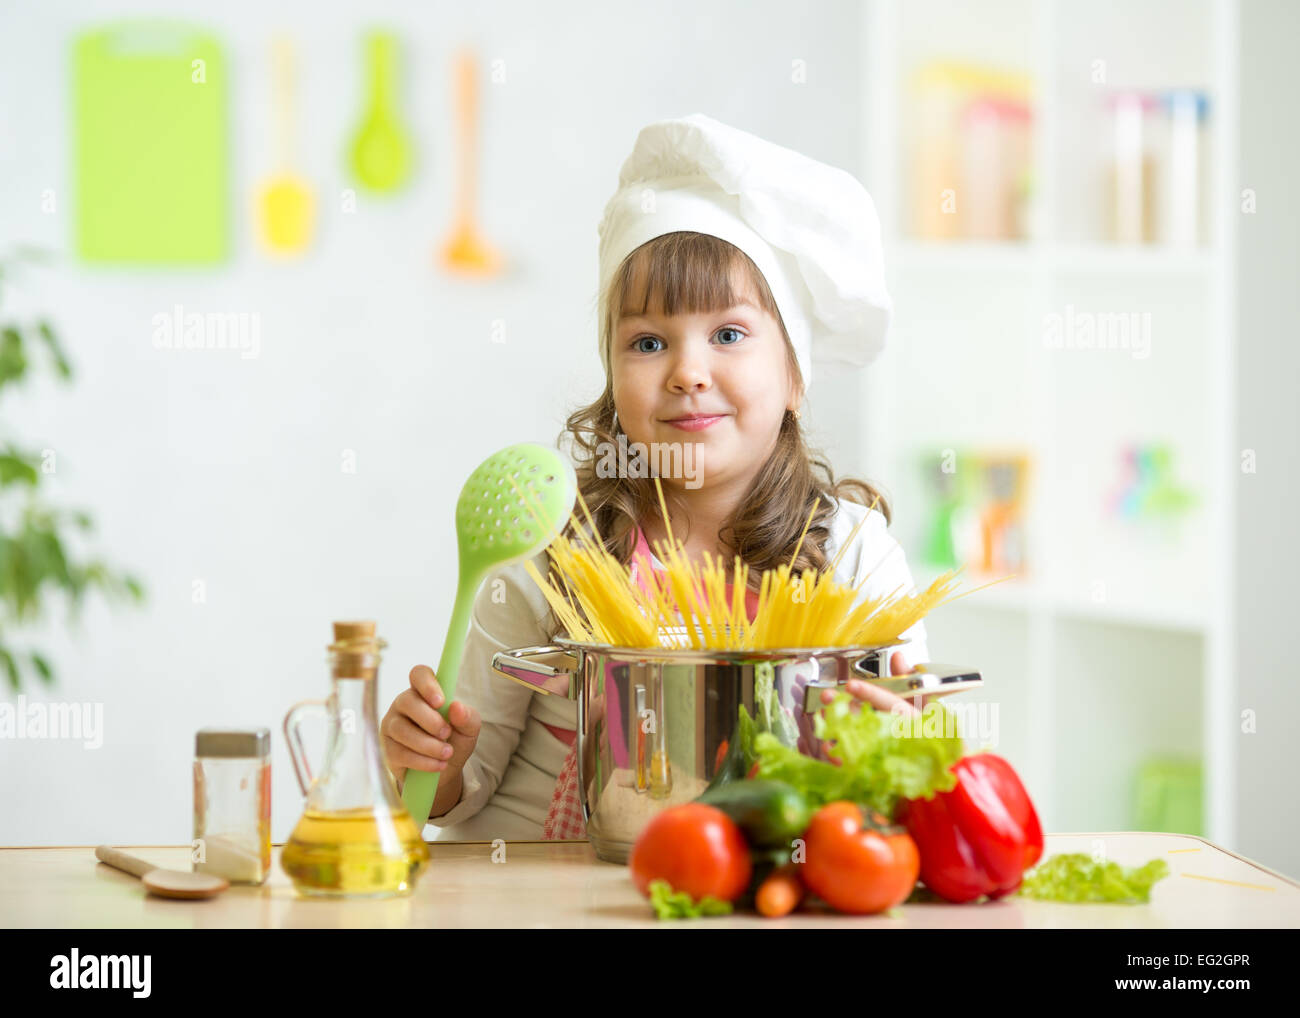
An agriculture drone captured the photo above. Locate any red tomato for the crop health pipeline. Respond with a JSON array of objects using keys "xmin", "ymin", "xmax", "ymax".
[
  {"xmin": 801, "ymin": 802, "xmax": 920, "ymax": 914},
  {"xmin": 629, "ymin": 804, "xmax": 752, "ymax": 903}
]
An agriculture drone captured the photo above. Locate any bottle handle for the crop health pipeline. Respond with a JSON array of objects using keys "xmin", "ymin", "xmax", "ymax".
[{"xmin": 283, "ymin": 697, "xmax": 329, "ymax": 796}]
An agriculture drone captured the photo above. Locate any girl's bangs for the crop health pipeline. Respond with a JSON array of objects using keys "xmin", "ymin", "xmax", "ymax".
[{"xmin": 615, "ymin": 233, "xmax": 779, "ymax": 322}]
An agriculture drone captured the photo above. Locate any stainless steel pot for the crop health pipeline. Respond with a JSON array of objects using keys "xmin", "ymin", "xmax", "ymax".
[{"xmin": 492, "ymin": 636, "xmax": 982, "ymax": 863}]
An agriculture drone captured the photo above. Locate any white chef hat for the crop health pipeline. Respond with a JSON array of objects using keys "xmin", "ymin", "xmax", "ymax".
[{"xmin": 596, "ymin": 113, "xmax": 892, "ymax": 392}]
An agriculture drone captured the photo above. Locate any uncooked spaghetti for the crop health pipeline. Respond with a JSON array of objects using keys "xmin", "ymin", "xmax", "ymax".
[{"xmin": 512, "ymin": 473, "xmax": 985, "ymax": 651}]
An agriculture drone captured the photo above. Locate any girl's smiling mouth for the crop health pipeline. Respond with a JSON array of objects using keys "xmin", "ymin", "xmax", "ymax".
[{"xmin": 661, "ymin": 413, "xmax": 729, "ymax": 431}]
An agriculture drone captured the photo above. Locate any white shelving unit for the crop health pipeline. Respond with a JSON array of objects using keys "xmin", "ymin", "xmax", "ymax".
[{"xmin": 860, "ymin": 0, "xmax": 1237, "ymax": 842}]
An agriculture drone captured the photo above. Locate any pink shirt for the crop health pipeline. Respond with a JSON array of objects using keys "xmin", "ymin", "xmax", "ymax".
[{"xmin": 629, "ymin": 524, "xmax": 762, "ymax": 621}]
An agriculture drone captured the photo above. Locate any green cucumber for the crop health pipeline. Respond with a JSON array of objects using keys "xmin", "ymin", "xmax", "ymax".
[
  {"xmin": 696, "ymin": 779, "xmax": 812, "ymax": 848},
  {"xmin": 702, "ymin": 703, "xmax": 757, "ymax": 793}
]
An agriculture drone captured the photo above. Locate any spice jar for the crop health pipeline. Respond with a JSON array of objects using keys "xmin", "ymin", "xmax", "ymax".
[
  {"xmin": 193, "ymin": 728, "xmax": 272, "ymax": 884},
  {"xmin": 1105, "ymin": 91, "xmax": 1159, "ymax": 244},
  {"xmin": 1155, "ymin": 89, "xmax": 1210, "ymax": 248}
]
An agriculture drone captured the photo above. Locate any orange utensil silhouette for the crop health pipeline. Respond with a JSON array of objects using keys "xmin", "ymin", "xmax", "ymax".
[{"xmin": 439, "ymin": 48, "xmax": 504, "ymax": 277}]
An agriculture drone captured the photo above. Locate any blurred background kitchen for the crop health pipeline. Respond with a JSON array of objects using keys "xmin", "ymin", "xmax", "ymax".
[{"xmin": 2, "ymin": 0, "xmax": 1296, "ymax": 877}]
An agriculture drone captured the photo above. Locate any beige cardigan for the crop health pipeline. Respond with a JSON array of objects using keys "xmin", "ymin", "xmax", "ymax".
[{"xmin": 426, "ymin": 497, "xmax": 931, "ymax": 841}]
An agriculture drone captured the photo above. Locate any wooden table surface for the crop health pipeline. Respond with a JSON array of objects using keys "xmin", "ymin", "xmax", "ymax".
[{"xmin": 2, "ymin": 832, "xmax": 1296, "ymax": 928}]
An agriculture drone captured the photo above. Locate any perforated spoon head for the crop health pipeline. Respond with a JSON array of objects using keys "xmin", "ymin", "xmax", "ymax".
[{"xmin": 455, "ymin": 442, "xmax": 577, "ymax": 579}]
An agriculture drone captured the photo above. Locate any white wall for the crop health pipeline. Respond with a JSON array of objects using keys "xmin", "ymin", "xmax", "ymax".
[
  {"xmin": 0, "ymin": 0, "xmax": 870, "ymax": 845},
  {"xmin": 1234, "ymin": 0, "xmax": 1300, "ymax": 880}
]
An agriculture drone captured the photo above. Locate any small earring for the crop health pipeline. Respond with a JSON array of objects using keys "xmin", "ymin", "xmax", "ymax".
[{"xmin": 789, "ymin": 408, "xmax": 801, "ymax": 421}]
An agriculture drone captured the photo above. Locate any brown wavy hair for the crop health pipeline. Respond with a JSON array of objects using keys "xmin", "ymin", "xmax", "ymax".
[{"xmin": 542, "ymin": 231, "xmax": 891, "ymax": 637}]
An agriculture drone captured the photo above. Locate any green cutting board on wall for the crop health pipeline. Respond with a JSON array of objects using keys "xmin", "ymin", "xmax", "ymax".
[{"xmin": 73, "ymin": 21, "xmax": 228, "ymax": 263}]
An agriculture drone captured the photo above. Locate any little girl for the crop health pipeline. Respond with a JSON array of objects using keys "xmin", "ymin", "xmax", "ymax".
[{"xmin": 382, "ymin": 114, "xmax": 931, "ymax": 841}]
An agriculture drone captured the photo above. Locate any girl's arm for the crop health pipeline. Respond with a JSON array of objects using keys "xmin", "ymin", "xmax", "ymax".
[
  {"xmin": 823, "ymin": 502, "xmax": 935, "ymax": 713},
  {"xmin": 844, "ymin": 503, "xmax": 932, "ymax": 669}
]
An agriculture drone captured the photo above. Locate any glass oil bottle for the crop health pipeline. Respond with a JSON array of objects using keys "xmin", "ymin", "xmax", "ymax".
[{"xmin": 281, "ymin": 621, "xmax": 429, "ymax": 897}]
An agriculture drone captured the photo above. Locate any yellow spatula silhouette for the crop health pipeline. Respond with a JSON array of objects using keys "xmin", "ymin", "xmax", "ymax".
[
  {"xmin": 257, "ymin": 36, "xmax": 314, "ymax": 255},
  {"xmin": 439, "ymin": 48, "xmax": 504, "ymax": 277}
]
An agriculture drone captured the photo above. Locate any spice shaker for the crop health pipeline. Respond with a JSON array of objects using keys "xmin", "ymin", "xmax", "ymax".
[{"xmin": 193, "ymin": 728, "xmax": 272, "ymax": 884}]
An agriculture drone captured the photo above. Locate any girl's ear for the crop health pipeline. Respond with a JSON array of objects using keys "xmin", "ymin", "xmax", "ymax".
[{"xmin": 785, "ymin": 353, "xmax": 806, "ymax": 410}]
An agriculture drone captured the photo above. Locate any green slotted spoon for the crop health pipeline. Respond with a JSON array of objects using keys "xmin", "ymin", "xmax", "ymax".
[
  {"xmin": 401, "ymin": 442, "xmax": 578, "ymax": 829},
  {"xmin": 348, "ymin": 30, "xmax": 412, "ymax": 193}
]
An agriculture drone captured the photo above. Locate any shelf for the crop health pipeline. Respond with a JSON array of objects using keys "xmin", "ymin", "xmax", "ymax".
[
  {"xmin": 919, "ymin": 569, "xmax": 1209, "ymax": 633},
  {"xmin": 891, "ymin": 240, "xmax": 1216, "ymax": 276},
  {"xmin": 891, "ymin": 241, "xmax": 1040, "ymax": 273},
  {"xmin": 866, "ymin": 0, "xmax": 1236, "ymax": 844},
  {"xmin": 1051, "ymin": 244, "xmax": 1217, "ymax": 275}
]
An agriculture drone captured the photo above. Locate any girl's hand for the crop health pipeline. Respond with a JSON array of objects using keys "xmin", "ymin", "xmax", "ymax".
[
  {"xmin": 382, "ymin": 665, "xmax": 481, "ymax": 788},
  {"xmin": 817, "ymin": 650, "xmax": 932, "ymax": 715}
]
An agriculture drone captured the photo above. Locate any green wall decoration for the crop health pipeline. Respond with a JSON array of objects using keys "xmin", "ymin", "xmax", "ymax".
[{"xmin": 73, "ymin": 21, "xmax": 228, "ymax": 264}]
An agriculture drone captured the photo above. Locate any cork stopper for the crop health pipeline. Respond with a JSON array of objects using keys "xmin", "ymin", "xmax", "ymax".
[
  {"xmin": 330, "ymin": 620, "xmax": 384, "ymax": 679},
  {"xmin": 333, "ymin": 620, "xmax": 376, "ymax": 643}
]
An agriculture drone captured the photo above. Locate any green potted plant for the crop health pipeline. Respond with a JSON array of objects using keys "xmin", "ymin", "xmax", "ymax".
[{"xmin": 0, "ymin": 248, "xmax": 144, "ymax": 691}]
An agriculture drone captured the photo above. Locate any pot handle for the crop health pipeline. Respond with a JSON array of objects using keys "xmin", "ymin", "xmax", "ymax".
[
  {"xmin": 802, "ymin": 662, "xmax": 983, "ymax": 712},
  {"xmin": 852, "ymin": 661, "xmax": 984, "ymax": 700},
  {"xmin": 492, "ymin": 645, "xmax": 580, "ymax": 698}
]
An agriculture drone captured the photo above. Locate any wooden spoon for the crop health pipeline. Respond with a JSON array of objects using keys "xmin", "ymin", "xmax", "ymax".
[{"xmin": 95, "ymin": 845, "xmax": 229, "ymax": 900}]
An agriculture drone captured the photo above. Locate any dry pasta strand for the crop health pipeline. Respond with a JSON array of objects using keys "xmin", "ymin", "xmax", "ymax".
[{"xmin": 516, "ymin": 478, "xmax": 973, "ymax": 650}]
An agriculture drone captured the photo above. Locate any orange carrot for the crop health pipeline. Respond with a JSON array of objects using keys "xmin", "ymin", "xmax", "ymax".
[
  {"xmin": 756, "ymin": 865, "xmax": 804, "ymax": 918},
  {"xmin": 714, "ymin": 740, "xmax": 730, "ymax": 773}
]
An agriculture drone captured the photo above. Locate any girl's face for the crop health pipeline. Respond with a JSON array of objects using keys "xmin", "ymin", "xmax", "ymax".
[{"xmin": 610, "ymin": 265, "xmax": 799, "ymax": 493}]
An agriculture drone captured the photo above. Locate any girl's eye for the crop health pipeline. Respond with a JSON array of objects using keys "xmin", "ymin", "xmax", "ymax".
[
  {"xmin": 715, "ymin": 327, "xmax": 744, "ymax": 345},
  {"xmin": 633, "ymin": 335, "xmax": 663, "ymax": 353}
]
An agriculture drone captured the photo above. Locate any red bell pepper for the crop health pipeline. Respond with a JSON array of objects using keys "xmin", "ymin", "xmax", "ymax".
[{"xmin": 896, "ymin": 753, "xmax": 1043, "ymax": 903}]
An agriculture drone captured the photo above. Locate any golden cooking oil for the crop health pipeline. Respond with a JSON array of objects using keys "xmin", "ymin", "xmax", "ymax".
[
  {"xmin": 282, "ymin": 621, "xmax": 431, "ymax": 899},
  {"xmin": 281, "ymin": 806, "xmax": 428, "ymax": 898}
]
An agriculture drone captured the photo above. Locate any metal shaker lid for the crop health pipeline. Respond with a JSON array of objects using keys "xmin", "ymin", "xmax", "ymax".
[{"xmin": 195, "ymin": 727, "xmax": 271, "ymax": 758}]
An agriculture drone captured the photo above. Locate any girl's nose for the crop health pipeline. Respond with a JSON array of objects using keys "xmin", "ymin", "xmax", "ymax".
[{"xmin": 667, "ymin": 345, "xmax": 712, "ymax": 392}]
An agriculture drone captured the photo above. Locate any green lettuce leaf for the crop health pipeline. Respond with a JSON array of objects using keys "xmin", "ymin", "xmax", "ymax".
[
  {"xmin": 1017, "ymin": 853, "xmax": 1170, "ymax": 903},
  {"xmin": 648, "ymin": 879, "xmax": 734, "ymax": 919},
  {"xmin": 753, "ymin": 691, "xmax": 964, "ymax": 817},
  {"xmin": 754, "ymin": 662, "xmax": 800, "ymax": 747},
  {"xmin": 736, "ymin": 699, "xmax": 758, "ymax": 769}
]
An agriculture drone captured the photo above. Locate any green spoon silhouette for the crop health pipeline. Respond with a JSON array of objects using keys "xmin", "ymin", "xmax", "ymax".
[
  {"xmin": 348, "ymin": 31, "xmax": 412, "ymax": 193},
  {"xmin": 401, "ymin": 443, "xmax": 578, "ymax": 829}
]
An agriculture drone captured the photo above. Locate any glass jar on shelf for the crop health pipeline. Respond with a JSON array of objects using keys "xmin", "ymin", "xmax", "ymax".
[
  {"xmin": 959, "ymin": 95, "xmax": 1033, "ymax": 241},
  {"xmin": 1104, "ymin": 90, "xmax": 1159, "ymax": 245},
  {"xmin": 908, "ymin": 60, "xmax": 1034, "ymax": 243},
  {"xmin": 1155, "ymin": 89, "xmax": 1211, "ymax": 248}
]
